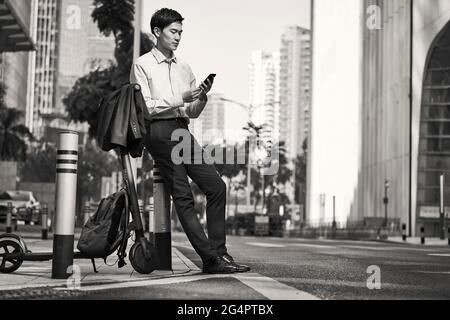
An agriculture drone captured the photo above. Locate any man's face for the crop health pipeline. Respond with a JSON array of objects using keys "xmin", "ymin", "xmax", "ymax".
[{"xmin": 155, "ymin": 22, "xmax": 183, "ymax": 52}]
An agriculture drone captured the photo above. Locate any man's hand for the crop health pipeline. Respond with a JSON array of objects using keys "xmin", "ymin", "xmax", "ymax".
[
  {"xmin": 182, "ymin": 88, "xmax": 202, "ymax": 103},
  {"xmin": 199, "ymin": 78, "xmax": 214, "ymax": 102}
]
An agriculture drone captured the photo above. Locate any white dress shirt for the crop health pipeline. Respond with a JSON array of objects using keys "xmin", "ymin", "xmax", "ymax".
[{"xmin": 130, "ymin": 47, "xmax": 207, "ymax": 121}]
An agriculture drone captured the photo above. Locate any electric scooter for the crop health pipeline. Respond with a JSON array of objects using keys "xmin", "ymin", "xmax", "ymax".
[{"xmin": 0, "ymin": 149, "xmax": 159, "ymax": 275}]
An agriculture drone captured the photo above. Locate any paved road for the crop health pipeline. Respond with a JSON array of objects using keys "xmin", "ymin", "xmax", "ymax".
[
  {"xmin": 2, "ymin": 232, "xmax": 450, "ymax": 300},
  {"xmin": 172, "ymin": 233, "xmax": 450, "ymax": 300}
]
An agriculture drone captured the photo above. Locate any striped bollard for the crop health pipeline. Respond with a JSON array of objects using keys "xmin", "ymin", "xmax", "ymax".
[
  {"xmin": 138, "ymin": 199, "xmax": 145, "ymax": 232},
  {"xmin": 448, "ymin": 227, "xmax": 450, "ymax": 246},
  {"xmin": 149, "ymin": 197, "xmax": 154, "ymax": 241},
  {"xmin": 6, "ymin": 202, "xmax": 12, "ymax": 234},
  {"xmin": 52, "ymin": 131, "xmax": 78, "ymax": 279},
  {"xmin": 420, "ymin": 226, "xmax": 425, "ymax": 245},
  {"xmin": 42, "ymin": 205, "xmax": 48, "ymax": 240},
  {"xmin": 153, "ymin": 165, "xmax": 172, "ymax": 270}
]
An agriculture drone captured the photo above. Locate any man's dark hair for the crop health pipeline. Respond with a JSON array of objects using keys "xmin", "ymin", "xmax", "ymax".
[{"xmin": 150, "ymin": 8, "xmax": 184, "ymax": 36}]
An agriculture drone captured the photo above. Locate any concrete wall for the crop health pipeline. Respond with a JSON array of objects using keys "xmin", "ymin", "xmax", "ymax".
[
  {"xmin": 308, "ymin": 0, "xmax": 363, "ymax": 227},
  {"xmin": 355, "ymin": 0, "xmax": 411, "ymax": 230}
]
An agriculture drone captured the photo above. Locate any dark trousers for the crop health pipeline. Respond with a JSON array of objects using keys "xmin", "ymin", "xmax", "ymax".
[{"xmin": 144, "ymin": 118, "xmax": 227, "ymax": 264}]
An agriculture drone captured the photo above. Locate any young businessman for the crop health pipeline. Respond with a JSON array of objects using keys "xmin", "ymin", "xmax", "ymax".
[{"xmin": 130, "ymin": 8, "xmax": 250, "ymax": 274}]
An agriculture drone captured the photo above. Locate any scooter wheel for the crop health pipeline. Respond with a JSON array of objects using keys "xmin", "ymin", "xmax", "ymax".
[
  {"xmin": 129, "ymin": 242, "xmax": 159, "ymax": 274},
  {"xmin": 0, "ymin": 240, "xmax": 24, "ymax": 273}
]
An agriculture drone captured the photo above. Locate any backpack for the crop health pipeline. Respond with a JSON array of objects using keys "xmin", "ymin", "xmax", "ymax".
[{"xmin": 77, "ymin": 190, "xmax": 128, "ymax": 264}]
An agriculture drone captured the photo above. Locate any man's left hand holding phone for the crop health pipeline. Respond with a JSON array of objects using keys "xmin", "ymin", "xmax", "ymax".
[
  {"xmin": 181, "ymin": 74, "xmax": 215, "ymax": 103},
  {"xmin": 198, "ymin": 74, "xmax": 215, "ymax": 102}
]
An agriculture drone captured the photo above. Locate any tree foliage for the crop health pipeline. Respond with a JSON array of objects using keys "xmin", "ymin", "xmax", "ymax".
[
  {"xmin": 0, "ymin": 82, "xmax": 34, "ymax": 162},
  {"xmin": 64, "ymin": 0, "xmax": 154, "ymax": 138}
]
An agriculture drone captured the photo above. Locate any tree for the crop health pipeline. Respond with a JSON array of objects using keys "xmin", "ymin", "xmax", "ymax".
[
  {"xmin": 0, "ymin": 82, "xmax": 34, "ymax": 162},
  {"xmin": 294, "ymin": 139, "xmax": 308, "ymax": 205},
  {"xmin": 19, "ymin": 145, "xmax": 57, "ymax": 183},
  {"xmin": 76, "ymin": 140, "xmax": 119, "ymax": 222},
  {"xmin": 214, "ymin": 144, "xmax": 247, "ymax": 217},
  {"xmin": 242, "ymin": 122, "xmax": 292, "ymax": 213},
  {"xmin": 64, "ymin": 0, "xmax": 154, "ymax": 138}
]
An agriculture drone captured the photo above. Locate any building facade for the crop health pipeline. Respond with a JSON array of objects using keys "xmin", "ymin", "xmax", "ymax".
[
  {"xmin": 32, "ymin": 0, "xmax": 59, "ymax": 138},
  {"xmin": 308, "ymin": 0, "xmax": 450, "ymax": 236},
  {"xmin": 279, "ymin": 26, "xmax": 311, "ymax": 160},
  {"xmin": 190, "ymin": 93, "xmax": 225, "ymax": 147},
  {"xmin": 32, "ymin": 0, "xmax": 115, "ymax": 141},
  {"xmin": 0, "ymin": 0, "xmax": 37, "ymax": 129},
  {"xmin": 248, "ymin": 50, "xmax": 280, "ymax": 143}
]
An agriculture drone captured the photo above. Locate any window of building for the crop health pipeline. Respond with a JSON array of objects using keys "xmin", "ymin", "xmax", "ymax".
[{"xmin": 419, "ymin": 23, "xmax": 450, "ymax": 206}]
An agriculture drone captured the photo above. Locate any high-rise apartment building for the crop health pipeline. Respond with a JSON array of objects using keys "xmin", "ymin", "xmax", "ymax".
[
  {"xmin": 32, "ymin": 0, "xmax": 115, "ymax": 141},
  {"xmin": 279, "ymin": 26, "xmax": 311, "ymax": 160},
  {"xmin": 190, "ymin": 93, "xmax": 225, "ymax": 147},
  {"xmin": 248, "ymin": 51, "xmax": 280, "ymax": 144}
]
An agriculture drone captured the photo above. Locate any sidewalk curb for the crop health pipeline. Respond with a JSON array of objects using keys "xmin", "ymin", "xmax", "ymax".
[
  {"xmin": 374, "ymin": 239, "xmax": 450, "ymax": 247},
  {"xmin": 0, "ymin": 241, "xmax": 200, "ymax": 292}
]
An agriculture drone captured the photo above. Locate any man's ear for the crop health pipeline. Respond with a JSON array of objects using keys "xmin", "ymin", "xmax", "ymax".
[{"xmin": 153, "ymin": 27, "xmax": 161, "ymax": 38}]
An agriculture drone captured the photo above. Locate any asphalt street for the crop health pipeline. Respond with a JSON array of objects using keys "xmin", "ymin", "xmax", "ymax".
[{"xmin": 14, "ymin": 232, "xmax": 447, "ymax": 300}]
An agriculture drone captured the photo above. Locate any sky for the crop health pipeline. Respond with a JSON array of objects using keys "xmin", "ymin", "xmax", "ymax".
[{"xmin": 140, "ymin": 0, "xmax": 311, "ymax": 141}]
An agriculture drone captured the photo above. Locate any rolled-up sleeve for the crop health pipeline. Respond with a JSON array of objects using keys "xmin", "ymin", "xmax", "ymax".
[
  {"xmin": 182, "ymin": 68, "xmax": 207, "ymax": 119},
  {"xmin": 130, "ymin": 63, "xmax": 184, "ymax": 116}
]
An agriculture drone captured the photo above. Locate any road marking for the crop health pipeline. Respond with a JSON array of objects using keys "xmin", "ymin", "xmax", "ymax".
[
  {"xmin": 173, "ymin": 247, "xmax": 200, "ymax": 271},
  {"xmin": 245, "ymin": 242, "xmax": 285, "ymax": 248},
  {"xmin": 410, "ymin": 270, "xmax": 450, "ymax": 275},
  {"xmin": 340, "ymin": 245, "xmax": 391, "ymax": 251},
  {"xmin": 233, "ymin": 273, "xmax": 320, "ymax": 300},
  {"xmin": 290, "ymin": 243, "xmax": 334, "ymax": 249},
  {"xmin": 428, "ymin": 254, "xmax": 450, "ymax": 257}
]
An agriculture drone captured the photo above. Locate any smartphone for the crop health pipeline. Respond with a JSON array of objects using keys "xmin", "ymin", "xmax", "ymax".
[{"xmin": 204, "ymin": 74, "xmax": 216, "ymax": 84}]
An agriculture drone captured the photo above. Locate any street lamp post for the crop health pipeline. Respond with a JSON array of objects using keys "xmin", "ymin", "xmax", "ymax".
[
  {"xmin": 219, "ymin": 98, "xmax": 280, "ymax": 209},
  {"xmin": 383, "ymin": 180, "xmax": 390, "ymax": 228}
]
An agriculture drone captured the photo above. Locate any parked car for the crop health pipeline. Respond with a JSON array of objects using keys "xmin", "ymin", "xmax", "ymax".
[{"xmin": 0, "ymin": 191, "xmax": 41, "ymax": 224}]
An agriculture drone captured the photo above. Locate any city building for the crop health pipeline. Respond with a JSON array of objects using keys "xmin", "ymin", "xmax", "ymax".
[
  {"xmin": 190, "ymin": 93, "xmax": 225, "ymax": 146},
  {"xmin": 33, "ymin": 0, "xmax": 115, "ymax": 142},
  {"xmin": 0, "ymin": 0, "xmax": 37, "ymax": 130},
  {"xmin": 308, "ymin": 0, "xmax": 450, "ymax": 236},
  {"xmin": 248, "ymin": 51, "xmax": 280, "ymax": 143},
  {"xmin": 32, "ymin": 0, "xmax": 59, "ymax": 138},
  {"xmin": 279, "ymin": 26, "xmax": 311, "ymax": 160}
]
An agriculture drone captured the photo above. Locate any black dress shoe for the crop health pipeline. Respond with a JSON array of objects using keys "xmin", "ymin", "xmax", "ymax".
[
  {"xmin": 202, "ymin": 256, "xmax": 236, "ymax": 274},
  {"xmin": 221, "ymin": 254, "xmax": 251, "ymax": 273}
]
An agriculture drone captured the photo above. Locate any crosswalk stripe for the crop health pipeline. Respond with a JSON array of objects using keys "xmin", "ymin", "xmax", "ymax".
[
  {"xmin": 233, "ymin": 273, "xmax": 320, "ymax": 300},
  {"xmin": 245, "ymin": 242, "xmax": 286, "ymax": 248}
]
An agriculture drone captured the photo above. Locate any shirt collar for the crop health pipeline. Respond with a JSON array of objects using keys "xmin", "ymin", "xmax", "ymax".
[{"xmin": 151, "ymin": 47, "xmax": 178, "ymax": 64}]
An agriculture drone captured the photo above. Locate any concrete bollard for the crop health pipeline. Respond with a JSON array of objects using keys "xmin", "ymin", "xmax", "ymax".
[
  {"xmin": 52, "ymin": 131, "xmax": 79, "ymax": 279},
  {"xmin": 402, "ymin": 224, "xmax": 407, "ymax": 242},
  {"xmin": 153, "ymin": 165, "xmax": 172, "ymax": 270},
  {"xmin": 138, "ymin": 199, "xmax": 145, "ymax": 232},
  {"xmin": 420, "ymin": 226, "xmax": 425, "ymax": 245},
  {"xmin": 42, "ymin": 205, "xmax": 49, "ymax": 240},
  {"xmin": 83, "ymin": 201, "xmax": 90, "ymax": 225},
  {"xmin": 6, "ymin": 202, "xmax": 12, "ymax": 233},
  {"xmin": 149, "ymin": 197, "xmax": 154, "ymax": 241}
]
